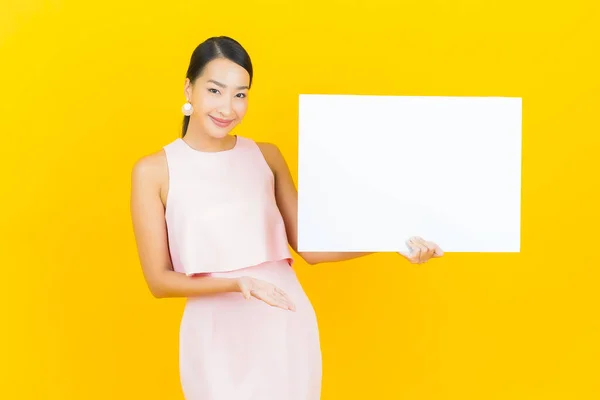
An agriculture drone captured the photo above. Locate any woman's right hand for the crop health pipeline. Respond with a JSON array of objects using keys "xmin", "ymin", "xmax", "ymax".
[{"xmin": 236, "ymin": 276, "xmax": 296, "ymax": 312}]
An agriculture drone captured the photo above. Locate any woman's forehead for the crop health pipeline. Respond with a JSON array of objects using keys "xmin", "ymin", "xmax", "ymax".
[{"xmin": 201, "ymin": 58, "xmax": 250, "ymax": 85}]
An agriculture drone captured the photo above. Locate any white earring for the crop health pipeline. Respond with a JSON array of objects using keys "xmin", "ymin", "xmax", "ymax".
[{"xmin": 182, "ymin": 101, "xmax": 193, "ymax": 116}]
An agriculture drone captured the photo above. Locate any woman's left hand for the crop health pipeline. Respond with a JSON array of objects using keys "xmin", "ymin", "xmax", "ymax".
[{"xmin": 398, "ymin": 236, "xmax": 444, "ymax": 264}]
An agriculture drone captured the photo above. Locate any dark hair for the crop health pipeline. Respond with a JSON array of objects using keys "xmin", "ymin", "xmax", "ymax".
[{"xmin": 182, "ymin": 36, "xmax": 253, "ymax": 137}]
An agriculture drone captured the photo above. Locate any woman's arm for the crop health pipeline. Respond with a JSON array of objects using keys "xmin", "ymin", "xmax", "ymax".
[
  {"xmin": 258, "ymin": 142, "xmax": 374, "ymax": 265},
  {"xmin": 130, "ymin": 152, "xmax": 241, "ymax": 298}
]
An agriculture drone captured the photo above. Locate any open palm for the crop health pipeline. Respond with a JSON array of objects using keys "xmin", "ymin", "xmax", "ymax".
[{"xmin": 237, "ymin": 276, "xmax": 296, "ymax": 311}]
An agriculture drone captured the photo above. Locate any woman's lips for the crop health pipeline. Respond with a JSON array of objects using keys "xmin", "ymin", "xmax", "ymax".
[{"xmin": 209, "ymin": 115, "xmax": 234, "ymax": 128}]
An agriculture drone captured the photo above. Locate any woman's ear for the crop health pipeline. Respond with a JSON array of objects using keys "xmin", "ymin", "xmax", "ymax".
[{"xmin": 183, "ymin": 78, "xmax": 193, "ymax": 101}]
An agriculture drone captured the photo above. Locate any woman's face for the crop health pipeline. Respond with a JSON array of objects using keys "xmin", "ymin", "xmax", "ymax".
[{"xmin": 184, "ymin": 57, "xmax": 250, "ymax": 139}]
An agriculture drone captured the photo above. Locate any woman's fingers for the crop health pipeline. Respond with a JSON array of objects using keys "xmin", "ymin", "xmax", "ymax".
[
  {"xmin": 404, "ymin": 239, "xmax": 417, "ymax": 263},
  {"xmin": 272, "ymin": 288, "xmax": 295, "ymax": 311},
  {"xmin": 431, "ymin": 242, "xmax": 444, "ymax": 257},
  {"xmin": 401, "ymin": 237, "xmax": 444, "ymax": 263},
  {"xmin": 268, "ymin": 294, "xmax": 288, "ymax": 309},
  {"xmin": 404, "ymin": 239, "xmax": 416, "ymax": 262},
  {"xmin": 419, "ymin": 237, "xmax": 443, "ymax": 258},
  {"xmin": 276, "ymin": 287, "xmax": 296, "ymax": 311},
  {"xmin": 276, "ymin": 293, "xmax": 295, "ymax": 311},
  {"xmin": 413, "ymin": 247, "xmax": 422, "ymax": 264},
  {"xmin": 251, "ymin": 286, "xmax": 296, "ymax": 311},
  {"xmin": 255, "ymin": 291, "xmax": 283, "ymax": 309},
  {"xmin": 415, "ymin": 237, "xmax": 433, "ymax": 259},
  {"xmin": 424, "ymin": 244, "xmax": 435, "ymax": 261},
  {"xmin": 408, "ymin": 238, "xmax": 425, "ymax": 263}
]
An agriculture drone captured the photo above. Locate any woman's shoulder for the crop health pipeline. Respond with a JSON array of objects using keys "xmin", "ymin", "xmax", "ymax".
[
  {"xmin": 131, "ymin": 147, "xmax": 169, "ymax": 190},
  {"xmin": 256, "ymin": 140, "xmax": 282, "ymax": 157},
  {"xmin": 256, "ymin": 140, "xmax": 280, "ymax": 160},
  {"xmin": 255, "ymin": 141, "xmax": 289, "ymax": 174}
]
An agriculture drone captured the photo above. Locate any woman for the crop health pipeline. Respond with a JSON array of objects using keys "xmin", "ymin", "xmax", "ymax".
[{"xmin": 130, "ymin": 36, "xmax": 444, "ymax": 400}]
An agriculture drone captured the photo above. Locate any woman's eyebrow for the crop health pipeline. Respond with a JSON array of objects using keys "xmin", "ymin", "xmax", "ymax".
[{"xmin": 208, "ymin": 79, "xmax": 249, "ymax": 90}]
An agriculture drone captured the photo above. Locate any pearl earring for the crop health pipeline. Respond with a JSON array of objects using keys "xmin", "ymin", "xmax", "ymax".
[{"xmin": 182, "ymin": 100, "xmax": 193, "ymax": 116}]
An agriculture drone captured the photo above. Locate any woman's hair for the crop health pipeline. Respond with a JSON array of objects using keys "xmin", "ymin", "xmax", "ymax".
[{"xmin": 182, "ymin": 36, "xmax": 253, "ymax": 137}]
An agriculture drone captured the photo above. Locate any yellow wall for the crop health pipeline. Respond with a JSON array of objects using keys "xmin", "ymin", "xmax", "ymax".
[{"xmin": 1, "ymin": 0, "xmax": 599, "ymax": 398}]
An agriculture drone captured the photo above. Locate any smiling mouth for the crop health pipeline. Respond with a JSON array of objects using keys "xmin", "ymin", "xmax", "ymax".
[{"xmin": 209, "ymin": 115, "xmax": 234, "ymax": 126}]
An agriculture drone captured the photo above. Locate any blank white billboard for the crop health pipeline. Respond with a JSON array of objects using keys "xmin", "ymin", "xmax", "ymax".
[{"xmin": 297, "ymin": 94, "xmax": 522, "ymax": 253}]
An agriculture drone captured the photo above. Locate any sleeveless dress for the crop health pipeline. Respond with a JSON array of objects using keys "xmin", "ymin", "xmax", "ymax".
[{"xmin": 162, "ymin": 135, "xmax": 322, "ymax": 400}]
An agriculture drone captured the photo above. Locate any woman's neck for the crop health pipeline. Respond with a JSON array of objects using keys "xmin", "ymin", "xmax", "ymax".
[{"xmin": 183, "ymin": 127, "xmax": 237, "ymax": 153}]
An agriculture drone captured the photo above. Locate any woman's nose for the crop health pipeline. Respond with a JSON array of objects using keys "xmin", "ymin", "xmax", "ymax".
[{"xmin": 217, "ymin": 98, "xmax": 234, "ymax": 116}]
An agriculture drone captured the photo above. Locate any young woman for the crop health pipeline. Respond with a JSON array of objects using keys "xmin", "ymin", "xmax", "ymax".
[{"xmin": 130, "ymin": 36, "xmax": 444, "ymax": 400}]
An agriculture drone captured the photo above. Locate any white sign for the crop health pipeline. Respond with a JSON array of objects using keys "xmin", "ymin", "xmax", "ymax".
[{"xmin": 297, "ymin": 94, "xmax": 522, "ymax": 253}]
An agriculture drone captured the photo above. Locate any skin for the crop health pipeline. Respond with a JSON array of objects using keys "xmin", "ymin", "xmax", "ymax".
[{"xmin": 130, "ymin": 57, "xmax": 444, "ymax": 312}]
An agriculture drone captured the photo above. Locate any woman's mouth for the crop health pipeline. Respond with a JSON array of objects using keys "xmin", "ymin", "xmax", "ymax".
[{"xmin": 209, "ymin": 115, "xmax": 234, "ymax": 128}]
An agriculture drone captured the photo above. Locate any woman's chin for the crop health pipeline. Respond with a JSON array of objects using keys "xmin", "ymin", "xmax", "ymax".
[
  {"xmin": 207, "ymin": 124, "xmax": 237, "ymax": 138},
  {"xmin": 208, "ymin": 130, "xmax": 233, "ymax": 139}
]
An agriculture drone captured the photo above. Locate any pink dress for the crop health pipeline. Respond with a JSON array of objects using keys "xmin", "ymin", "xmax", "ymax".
[{"xmin": 163, "ymin": 135, "xmax": 322, "ymax": 400}]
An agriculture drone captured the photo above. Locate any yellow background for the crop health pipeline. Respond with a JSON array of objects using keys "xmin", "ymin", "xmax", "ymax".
[{"xmin": 1, "ymin": 0, "xmax": 599, "ymax": 398}]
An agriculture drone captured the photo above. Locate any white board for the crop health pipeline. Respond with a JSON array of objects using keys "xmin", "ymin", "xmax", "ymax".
[{"xmin": 297, "ymin": 94, "xmax": 522, "ymax": 253}]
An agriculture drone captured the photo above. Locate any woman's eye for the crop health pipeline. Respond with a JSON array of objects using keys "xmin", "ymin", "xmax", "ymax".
[
  {"xmin": 236, "ymin": 93, "xmax": 246, "ymax": 98},
  {"xmin": 208, "ymin": 88, "xmax": 219, "ymax": 94}
]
